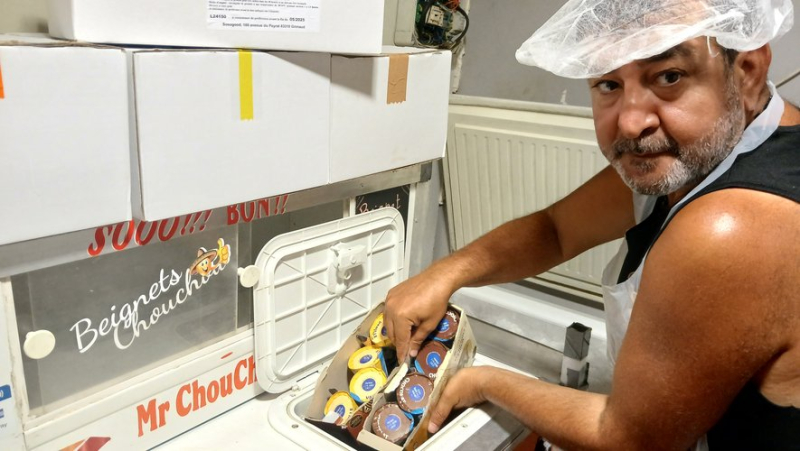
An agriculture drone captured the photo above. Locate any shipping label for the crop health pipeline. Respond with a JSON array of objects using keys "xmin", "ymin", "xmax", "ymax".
[{"xmin": 208, "ymin": 0, "xmax": 321, "ymax": 32}]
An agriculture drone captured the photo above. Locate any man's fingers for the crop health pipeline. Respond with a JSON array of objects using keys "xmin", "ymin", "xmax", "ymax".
[
  {"xmin": 393, "ymin": 318, "xmax": 413, "ymax": 362},
  {"xmin": 408, "ymin": 317, "xmax": 440, "ymax": 358},
  {"xmin": 384, "ymin": 312, "xmax": 395, "ymax": 344},
  {"xmin": 383, "ymin": 300, "xmax": 414, "ymax": 361},
  {"xmin": 428, "ymin": 390, "xmax": 457, "ymax": 434},
  {"xmin": 407, "ymin": 329, "xmax": 426, "ymax": 358}
]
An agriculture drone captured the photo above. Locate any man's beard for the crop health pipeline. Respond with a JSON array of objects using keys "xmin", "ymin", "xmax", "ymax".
[{"xmin": 607, "ymin": 80, "xmax": 746, "ymax": 196}]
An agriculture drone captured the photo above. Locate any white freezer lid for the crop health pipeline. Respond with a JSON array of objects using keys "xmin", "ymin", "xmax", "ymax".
[{"xmin": 249, "ymin": 208, "xmax": 405, "ymax": 394}]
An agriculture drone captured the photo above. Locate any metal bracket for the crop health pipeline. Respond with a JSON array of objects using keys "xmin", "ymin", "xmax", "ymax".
[{"xmin": 560, "ymin": 322, "xmax": 591, "ymax": 389}]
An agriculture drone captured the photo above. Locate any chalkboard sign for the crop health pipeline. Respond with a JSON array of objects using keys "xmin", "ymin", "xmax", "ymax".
[{"xmin": 356, "ymin": 185, "xmax": 411, "ymax": 235}]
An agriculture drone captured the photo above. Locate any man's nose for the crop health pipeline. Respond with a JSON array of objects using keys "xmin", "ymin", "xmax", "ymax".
[{"xmin": 617, "ymin": 86, "xmax": 660, "ymax": 140}]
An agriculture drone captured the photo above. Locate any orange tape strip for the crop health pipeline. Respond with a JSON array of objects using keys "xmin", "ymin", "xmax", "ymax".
[
  {"xmin": 0, "ymin": 59, "xmax": 5, "ymax": 99},
  {"xmin": 387, "ymin": 54, "xmax": 409, "ymax": 105}
]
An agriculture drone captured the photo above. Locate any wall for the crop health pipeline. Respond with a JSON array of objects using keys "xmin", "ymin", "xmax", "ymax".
[
  {"xmin": 458, "ymin": 0, "xmax": 592, "ymax": 107},
  {"xmin": 457, "ymin": 0, "xmax": 800, "ymax": 106},
  {"xmin": 0, "ymin": 0, "xmax": 47, "ymax": 33}
]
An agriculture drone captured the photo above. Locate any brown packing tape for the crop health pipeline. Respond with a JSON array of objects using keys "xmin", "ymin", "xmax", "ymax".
[{"xmin": 387, "ymin": 54, "xmax": 409, "ymax": 105}]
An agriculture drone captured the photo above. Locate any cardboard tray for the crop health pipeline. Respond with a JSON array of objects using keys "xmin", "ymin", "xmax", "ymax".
[{"xmin": 304, "ymin": 302, "xmax": 476, "ymax": 450}]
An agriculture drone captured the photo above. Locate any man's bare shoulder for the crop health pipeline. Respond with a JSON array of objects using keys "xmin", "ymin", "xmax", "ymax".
[
  {"xmin": 663, "ymin": 188, "xmax": 799, "ymax": 254},
  {"xmin": 655, "ymin": 187, "xmax": 798, "ymax": 279},
  {"xmin": 645, "ymin": 186, "xmax": 799, "ymax": 328},
  {"xmin": 610, "ymin": 188, "xmax": 799, "ymax": 438}
]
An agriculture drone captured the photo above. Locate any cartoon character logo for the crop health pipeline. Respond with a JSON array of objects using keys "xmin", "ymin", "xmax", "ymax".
[{"xmin": 189, "ymin": 238, "xmax": 231, "ymax": 276}]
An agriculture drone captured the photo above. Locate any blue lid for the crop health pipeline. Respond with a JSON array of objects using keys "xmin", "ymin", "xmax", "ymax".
[
  {"xmin": 408, "ymin": 384, "xmax": 425, "ymax": 402},
  {"xmin": 385, "ymin": 414, "xmax": 401, "ymax": 431},
  {"xmin": 426, "ymin": 351, "xmax": 442, "ymax": 368},
  {"xmin": 362, "ymin": 378, "xmax": 376, "ymax": 391}
]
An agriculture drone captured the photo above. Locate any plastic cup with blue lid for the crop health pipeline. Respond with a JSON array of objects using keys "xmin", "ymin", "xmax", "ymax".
[
  {"xmin": 396, "ymin": 372, "xmax": 434, "ymax": 415},
  {"xmin": 349, "ymin": 367, "xmax": 387, "ymax": 404},
  {"xmin": 414, "ymin": 340, "xmax": 449, "ymax": 379},
  {"xmin": 371, "ymin": 402, "xmax": 415, "ymax": 444},
  {"xmin": 324, "ymin": 391, "xmax": 358, "ymax": 422}
]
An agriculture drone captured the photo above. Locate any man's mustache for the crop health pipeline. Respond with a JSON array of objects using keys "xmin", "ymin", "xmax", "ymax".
[{"xmin": 613, "ymin": 135, "xmax": 679, "ymax": 158}]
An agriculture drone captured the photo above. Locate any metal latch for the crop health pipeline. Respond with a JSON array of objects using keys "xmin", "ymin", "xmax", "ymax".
[{"xmin": 327, "ymin": 243, "xmax": 367, "ymax": 295}]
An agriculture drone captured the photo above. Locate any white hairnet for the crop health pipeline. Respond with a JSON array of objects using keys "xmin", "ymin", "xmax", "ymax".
[{"xmin": 515, "ymin": 0, "xmax": 794, "ymax": 78}]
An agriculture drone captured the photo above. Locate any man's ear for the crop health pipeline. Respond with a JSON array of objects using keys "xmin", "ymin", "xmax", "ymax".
[{"xmin": 734, "ymin": 44, "xmax": 772, "ymax": 114}]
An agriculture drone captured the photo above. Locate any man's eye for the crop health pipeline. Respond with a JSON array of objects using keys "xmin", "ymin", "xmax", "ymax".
[
  {"xmin": 594, "ymin": 80, "xmax": 619, "ymax": 93},
  {"xmin": 656, "ymin": 71, "xmax": 682, "ymax": 86}
]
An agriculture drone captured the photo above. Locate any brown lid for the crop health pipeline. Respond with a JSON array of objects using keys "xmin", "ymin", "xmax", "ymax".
[
  {"xmin": 396, "ymin": 372, "xmax": 434, "ymax": 415},
  {"xmin": 346, "ymin": 401, "xmax": 373, "ymax": 439},
  {"xmin": 414, "ymin": 340, "xmax": 449, "ymax": 379},
  {"xmin": 431, "ymin": 308, "xmax": 460, "ymax": 341},
  {"xmin": 371, "ymin": 403, "xmax": 413, "ymax": 444}
]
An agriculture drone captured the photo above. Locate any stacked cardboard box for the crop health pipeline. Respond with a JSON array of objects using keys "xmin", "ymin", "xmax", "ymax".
[
  {"xmin": 0, "ymin": 35, "xmax": 131, "ymax": 245},
  {"xmin": 0, "ymin": 3, "xmax": 451, "ymax": 244},
  {"xmin": 47, "ymin": 0, "xmax": 385, "ymax": 54},
  {"xmin": 129, "ymin": 46, "xmax": 450, "ymax": 221}
]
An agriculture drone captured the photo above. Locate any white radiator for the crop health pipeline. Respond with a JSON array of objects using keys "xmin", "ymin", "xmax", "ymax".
[{"xmin": 443, "ymin": 97, "xmax": 621, "ymax": 300}]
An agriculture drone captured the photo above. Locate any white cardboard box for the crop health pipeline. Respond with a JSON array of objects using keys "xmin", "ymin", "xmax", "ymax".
[
  {"xmin": 330, "ymin": 47, "xmax": 451, "ymax": 183},
  {"xmin": 129, "ymin": 48, "xmax": 330, "ymax": 221},
  {"xmin": 47, "ymin": 0, "xmax": 385, "ymax": 54},
  {"xmin": 0, "ymin": 35, "xmax": 131, "ymax": 246}
]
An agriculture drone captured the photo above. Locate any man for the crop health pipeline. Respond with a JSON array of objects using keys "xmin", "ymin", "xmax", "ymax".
[{"xmin": 384, "ymin": 0, "xmax": 800, "ymax": 448}]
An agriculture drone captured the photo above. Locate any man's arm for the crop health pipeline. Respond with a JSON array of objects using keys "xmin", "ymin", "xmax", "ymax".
[
  {"xmin": 429, "ymin": 189, "xmax": 799, "ymax": 449},
  {"xmin": 385, "ymin": 165, "xmax": 635, "ymax": 360}
]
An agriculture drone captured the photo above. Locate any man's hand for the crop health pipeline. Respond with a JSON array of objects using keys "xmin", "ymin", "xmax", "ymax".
[
  {"xmin": 384, "ymin": 267, "xmax": 454, "ymax": 361},
  {"xmin": 427, "ymin": 367, "xmax": 493, "ymax": 434}
]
